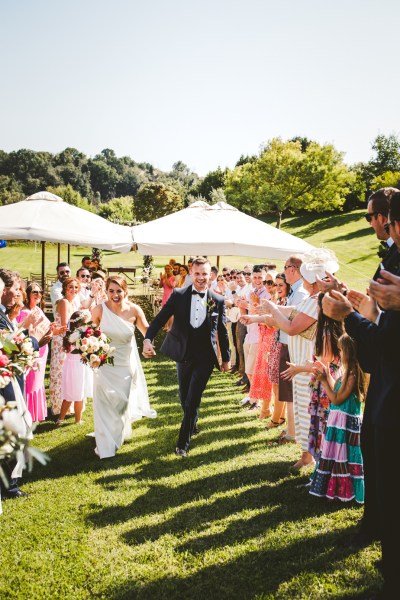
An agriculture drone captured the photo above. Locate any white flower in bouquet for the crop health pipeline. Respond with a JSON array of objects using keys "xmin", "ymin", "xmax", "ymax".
[{"xmin": 69, "ymin": 330, "xmax": 80, "ymax": 343}]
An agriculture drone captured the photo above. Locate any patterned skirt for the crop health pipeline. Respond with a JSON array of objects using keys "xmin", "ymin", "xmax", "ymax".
[{"xmin": 310, "ymin": 409, "xmax": 364, "ymax": 503}]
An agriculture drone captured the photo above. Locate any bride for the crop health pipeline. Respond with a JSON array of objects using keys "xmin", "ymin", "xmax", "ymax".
[{"xmin": 91, "ymin": 275, "xmax": 156, "ymax": 459}]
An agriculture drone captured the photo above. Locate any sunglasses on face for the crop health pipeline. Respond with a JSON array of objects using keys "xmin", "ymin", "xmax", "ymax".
[
  {"xmin": 31, "ymin": 290, "xmax": 42, "ymax": 295},
  {"xmin": 265, "ymin": 280, "xmax": 274, "ymax": 285},
  {"xmin": 80, "ymin": 274, "xmax": 91, "ymax": 278},
  {"xmin": 384, "ymin": 220, "xmax": 397, "ymax": 234},
  {"xmin": 364, "ymin": 212, "xmax": 379, "ymax": 223},
  {"xmin": 243, "ymin": 272, "xmax": 252, "ymax": 276}
]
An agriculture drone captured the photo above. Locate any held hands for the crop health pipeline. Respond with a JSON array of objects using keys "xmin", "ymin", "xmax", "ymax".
[
  {"xmin": 142, "ymin": 338, "xmax": 156, "ymax": 358},
  {"xmin": 220, "ymin": 361, "xmax": 231, "ymax": 372}
]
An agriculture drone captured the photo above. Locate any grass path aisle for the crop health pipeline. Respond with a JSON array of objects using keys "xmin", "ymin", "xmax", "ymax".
[{"xmin": 1, "ymin": 352, "xmax": 382, "ymax": 599}]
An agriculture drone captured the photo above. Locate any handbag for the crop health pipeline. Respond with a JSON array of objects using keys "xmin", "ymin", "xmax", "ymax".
[{"xmin": 288, "ymin": 309, "xmax": 317, "ymax": 341}]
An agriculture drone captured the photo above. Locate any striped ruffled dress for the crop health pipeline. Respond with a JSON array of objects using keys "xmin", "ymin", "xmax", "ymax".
[{"xmin": 309, "ymin": 380, "xmax": 364, "ymax": 504}]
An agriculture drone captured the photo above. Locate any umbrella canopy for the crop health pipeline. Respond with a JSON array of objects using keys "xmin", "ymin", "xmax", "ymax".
[
  {"xmin": 132, "ymin": 201, "xmax": 313, "ymax": 259},
  {"xmin": 0, "ymin": 191, "xmax": 133, "ymax": 253}
]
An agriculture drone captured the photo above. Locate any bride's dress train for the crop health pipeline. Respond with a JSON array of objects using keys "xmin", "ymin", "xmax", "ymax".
[{"xmin": 93, "ymin": 304, "xmax": 156, "ymax": 459}]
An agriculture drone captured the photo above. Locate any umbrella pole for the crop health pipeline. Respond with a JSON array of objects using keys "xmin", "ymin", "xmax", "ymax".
[
  {"xmin": 67, "ymin": 244, "xmax": 70, "ymax": 264},
  {"xmin": 57, "ymin": 244, "xmax": 61, "ymax": 265},
  {"xmin": 41, "ymin": 242, "xmax": 45, "ymax": 290}
]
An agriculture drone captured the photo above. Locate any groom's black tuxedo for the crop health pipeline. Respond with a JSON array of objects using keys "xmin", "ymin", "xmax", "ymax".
[{"xmin": 146, "ymin": 286, "xmax": 230, "ymax": 452}]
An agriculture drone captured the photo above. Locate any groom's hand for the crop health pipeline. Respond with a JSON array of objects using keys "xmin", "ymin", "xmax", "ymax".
[
  {"xmin": 143, "ymin": 339, "xmax": 156, "ymax": 358},
  {"xmin": 221, "ymin": 361, "xmax": 231, "ymax": 372}
]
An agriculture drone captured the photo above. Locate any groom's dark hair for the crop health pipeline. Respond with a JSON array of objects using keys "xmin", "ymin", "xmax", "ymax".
[{"xmin": 192, "ymin": 256, "xmax": 211, "ymax": 268}]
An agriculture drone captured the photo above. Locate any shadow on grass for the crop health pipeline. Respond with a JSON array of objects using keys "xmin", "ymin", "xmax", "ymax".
[
  {"xmin": 99, "ymin": 526, "xmax": 381, "ymax": 600},
  {"xmin": 283, "ymin": 211, "xmax": 366, "ymax": 239}
]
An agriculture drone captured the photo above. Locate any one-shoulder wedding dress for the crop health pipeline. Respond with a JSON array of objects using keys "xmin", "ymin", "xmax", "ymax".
[{"xmin": 93, "ymin": 303, "xmax": 156, "ymax": 459}]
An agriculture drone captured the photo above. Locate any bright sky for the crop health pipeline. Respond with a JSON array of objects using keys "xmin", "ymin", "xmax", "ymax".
[{"xmin": 1, "ymin": 0, "xmax": 399, "ymax": 175}]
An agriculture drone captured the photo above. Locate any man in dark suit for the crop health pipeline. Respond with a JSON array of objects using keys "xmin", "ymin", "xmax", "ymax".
[
  {"xmin": 321, "ymin": 194, "xmax": 400, "ymax": 596},
  {"xmin": 143, "ymin": 257, "xmax": 230, "ymax": 457},
  {"xmin": 365, "ymin": 186, "xmax": 399, "ymax": 280}
]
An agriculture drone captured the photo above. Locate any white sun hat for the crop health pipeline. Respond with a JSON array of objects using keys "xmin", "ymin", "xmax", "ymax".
[{"xmin": 299, "ymin": 248, "xmax": 339, "ymax": 284}]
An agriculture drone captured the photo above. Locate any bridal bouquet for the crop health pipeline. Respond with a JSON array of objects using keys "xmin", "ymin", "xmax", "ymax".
[
  {"xmin": 0, "ymin": 329, "xmax": 39, "ymax": 388},
  {"xmin": 68, "ymin": 322, "xmax": 115, "ymax": 370}
]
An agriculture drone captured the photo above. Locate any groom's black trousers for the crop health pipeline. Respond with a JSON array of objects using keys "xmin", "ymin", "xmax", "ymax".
[{"xmin": 176, "ymin": 357, "xmax": 214, "ymax": 451}]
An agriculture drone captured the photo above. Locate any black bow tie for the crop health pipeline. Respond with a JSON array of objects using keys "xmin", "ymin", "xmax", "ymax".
[{"xmin": 192, "ymin": 290, "xmax": 205, "ymax": 298}]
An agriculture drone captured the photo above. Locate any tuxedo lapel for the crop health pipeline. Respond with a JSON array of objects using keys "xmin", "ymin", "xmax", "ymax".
[{"xmin": 0, "ymin": 308, "xmax": 14, "ymax": 331}]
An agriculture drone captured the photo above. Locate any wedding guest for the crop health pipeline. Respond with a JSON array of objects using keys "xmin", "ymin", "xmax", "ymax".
[
  {"xmin": 89, "ymin": 257, "xmax": 103, "ymax": 273},
  {"xmin": 235, "ymin": 265, "xmax": 254, "ymax": 391},
  {"xmin": 266, "ymin": 272, "xmax": 291, "ymax": 435},
  {"xmin": 244, "ymin": 271, "xmax": 278, "ymax": 417},
  {"xmin": 17, "ymin": 283, "xmax": 53, "ymax": 422},
  {"xmin": 172, "ymin": 262, "xmax": 181, "ymax": 276},
  {"xmin": 182, "ymin": 258, "xmax": 194, "ymax": 288},
  {"xmin": 49, "ymin": 277, "xmax": 81, "ymax": 417},
  {"xmin": 76, "ymin": 268, "xmax": 92, "ymax": 303},
  {"xmin": 81, "ymin": 256, "xmax": 92, "ymax": 271},
  {"xmin": 176, "ymin": 264, "xmax": 189, "ymax": 288},
  {"xmin": 209, "ymin": 266, "xmax": 219, "ymax": 290},
  {"xmin": 57, "ymin": 310, "xmax": 93, "ymax": 425},
  {"xmin": 50, "ymin": 263, "xmax": 79, "ymax": 316},
  {"xmin": 366, "ymin": 187, "xmax": 399, "ymax": 280},
  {"xmin": 160, "ymin": 264, "xmax": 176, "ymax": 332},
  {"xmin": 238, "ymin": 268, "xmax": 270, "ymax": 407},
  {"xmin": 160, "ymin": 264, "xmax": 176, "ymax": 306},
  {"xmin": 310, "ymin": 334, "xmax": 365, "ymax": 503}
]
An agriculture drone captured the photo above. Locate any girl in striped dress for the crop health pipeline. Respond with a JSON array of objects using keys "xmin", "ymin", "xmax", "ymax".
[{"xmin": 309, "ymin": 334, "xmax": 365, "ymax": 504}]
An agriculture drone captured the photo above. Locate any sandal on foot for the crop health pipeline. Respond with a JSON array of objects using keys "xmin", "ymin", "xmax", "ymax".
[
  {"xmin": 55, "ymin": 419, "xmax": 65, "ymax": 426},
  {"xmin": 266, "ymin": 418, "xmax": 286, "ymax": 429},
  {"xmin": 278, "ymin": 435, "xmax": 296, "ymax": 445}
]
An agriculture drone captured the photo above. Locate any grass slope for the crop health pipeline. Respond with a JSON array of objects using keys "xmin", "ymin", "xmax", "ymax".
[
  {"xmin": 1, "ymin": 209, "xmax": 379, "ymax": 290},
  {"xmin": 1, "ymin": 345, "xmax": 382, "ymax": 599}
]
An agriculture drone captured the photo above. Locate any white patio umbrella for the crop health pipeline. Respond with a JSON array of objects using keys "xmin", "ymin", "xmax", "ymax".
[
  {"xmin": 0, "ymin": 191, "xmax": 134, "ymax": 287},
  {"xmin": 132, "ymin": 200, "xmax": 313, "ymax": 259}
]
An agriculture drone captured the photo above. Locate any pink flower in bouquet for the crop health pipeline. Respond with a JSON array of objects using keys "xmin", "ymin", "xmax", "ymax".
[
  {"xmin": 0, "ymin": 352, "xmax": 10, "ymax": 367},
  {"xmin": 85, "ymin": 327, "xmax": 94, "ymax": 337}
]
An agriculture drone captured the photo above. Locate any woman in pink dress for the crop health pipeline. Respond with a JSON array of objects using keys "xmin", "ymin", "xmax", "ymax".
[
  {"xmin": 159, "ymin": 265, "xmax": 176, "ymax": 332},
  {"xmin": 16, "ymin": 283, "xmax": 51, "ymax": 422}
]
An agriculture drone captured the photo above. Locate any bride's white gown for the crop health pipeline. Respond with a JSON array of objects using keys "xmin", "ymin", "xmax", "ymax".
[{"xmin": 93, "ymin": 303, "xmax": 156, "ymax": 459}]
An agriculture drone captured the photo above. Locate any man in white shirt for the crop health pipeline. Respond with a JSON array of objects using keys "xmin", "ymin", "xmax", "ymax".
[
  {"xmin": 182, "ymin": 258, "xmax": 194, "ymax": 288},
  {"xmin": 50, "ymin": 263, "xmax": 72, "ymax": 316},
  {"xmin": 209, "ymin": 266, "xmax": 219, "ymax": 290},
  {"xmin": 234, "ymin": 267, "xmax": 254, "ymax": 385},
  {"xmin": 276, "ymin": 256, "xmax": 309, "ymax": 440}
]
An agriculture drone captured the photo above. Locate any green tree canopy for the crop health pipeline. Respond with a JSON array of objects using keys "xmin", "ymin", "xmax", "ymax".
[
  {"xmin": 97, "ymin": 196, "xmax": 134, "ymax": 224},
  {"xmin": 225, "ymin": 138, "xmax": 356, "ymax": 227},
  {"xmin": 135, "ymin": 182, "xmax": 183, "ymax": 222}
]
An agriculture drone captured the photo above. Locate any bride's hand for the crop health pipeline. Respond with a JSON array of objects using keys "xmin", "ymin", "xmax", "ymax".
[{"xmin": 142, "ymin": 339, "xmax": 156, "ymax": 358}]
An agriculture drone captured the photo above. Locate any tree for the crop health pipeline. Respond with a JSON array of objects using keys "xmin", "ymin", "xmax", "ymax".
[
  {"xmin": 370, "ymin": 133, "xmax": 400, "ymax": 176},
  {"xmin": 46, "ymin": 184, "xmax": 96, "ymax": 213},
  {"xmin": 0, "ymin": 175, "xmax": 24, "ymax": 205},
  {"xmin": 209, "ymin": 187, "xmax": 226, "ymax": 204},
  {"xmin": 53, "ymin": 147, "xmax": 92, "ymax": 198},
  {"xmin": 97, "ymin": 196, "xmax": 134, "ymax": 224},
  {"xmin": 88, "ymin": 158, "xmax": 120, "ymax": 200},
  {"xmin": 225, "ymin": 138, "xmax": 356, "ymax": 228},
  {"xmin": 134, "ymin": 182, "xmax": 183, "ymax": 222},
  {"xmin": 194, "ymin": 167, "xmax": 227, "ymax": 200}
]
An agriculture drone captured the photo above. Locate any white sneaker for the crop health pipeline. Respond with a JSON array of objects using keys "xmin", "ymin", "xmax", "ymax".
[{"xmin": 239, "ymin": 396, "xmax": 251, "ymax": 406}]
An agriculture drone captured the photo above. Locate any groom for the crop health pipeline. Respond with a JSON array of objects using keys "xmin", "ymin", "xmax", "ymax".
[{"xmin": 143, "ymin": 257, "xmax": 230, "ymax": 457}]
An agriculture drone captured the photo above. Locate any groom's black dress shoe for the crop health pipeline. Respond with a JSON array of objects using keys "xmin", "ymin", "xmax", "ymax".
[
  {"xmin": 3, "ymin": 488, "xmax": 29, "ymax": 499},
  {"xmin": 175, "ymin": 447, "xmax": 188, "ymax": 458},
  {"xmin": 192, "ymin": 426, "xmax": 200, "ymax": 435}
]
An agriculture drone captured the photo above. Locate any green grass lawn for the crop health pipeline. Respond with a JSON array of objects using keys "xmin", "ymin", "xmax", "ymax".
[
  {"xmin": 1, "ymin": 209, "xmax": 379, "ymax": 290},
  {"xmin": 1, "ymin": 331, "xmax": 383, "ymax": 600},
  {"xmin": 1, "ymin": 210, "xmax": 384, "ymax": 598}
]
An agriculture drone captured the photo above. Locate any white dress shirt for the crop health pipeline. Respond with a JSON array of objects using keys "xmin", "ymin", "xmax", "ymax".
[{"xmin": 190, "ymin": 286, "xmax": 207, "ymax": 328}]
